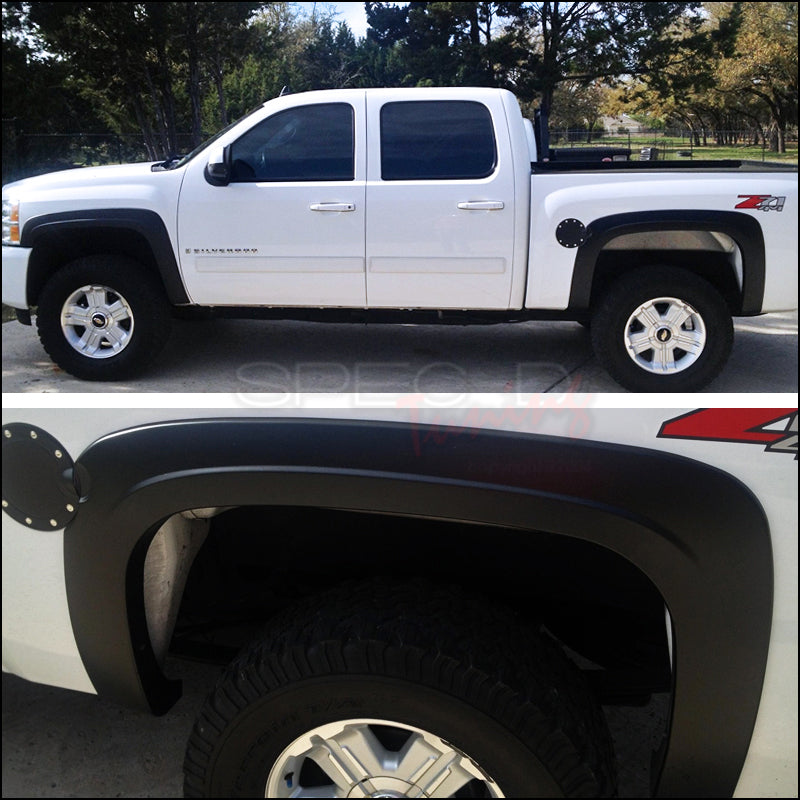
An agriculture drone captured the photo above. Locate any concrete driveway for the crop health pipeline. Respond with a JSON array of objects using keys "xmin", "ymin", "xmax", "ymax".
[{"xmin": 2, "ymin": 311, "xmax": 797, "ymax": 394}]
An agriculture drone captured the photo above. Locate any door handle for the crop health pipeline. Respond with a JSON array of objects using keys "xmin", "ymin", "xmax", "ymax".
[
  {"xmin": 457, "ymin": 201, "xmax": 504, "ymax": 210},
  {"xmin": 310, "ymin": 202, "xmax": 355, "ymax": 212}
]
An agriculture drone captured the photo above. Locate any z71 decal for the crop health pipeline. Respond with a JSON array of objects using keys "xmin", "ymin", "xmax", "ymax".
[
  {"xmin": 659, "ymin": 409, "xmax": 798, "ymax": 458},
  {"xmin": 735, "ymin": 194, "xmax": 786, "ymax": 212}
]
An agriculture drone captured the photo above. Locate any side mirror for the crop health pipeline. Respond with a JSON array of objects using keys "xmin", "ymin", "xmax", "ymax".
[{"xmin": 204, "ymin": 145, "xmax": 231, "ymax": 186}]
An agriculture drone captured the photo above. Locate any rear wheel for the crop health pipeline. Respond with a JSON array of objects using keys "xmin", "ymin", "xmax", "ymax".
[
  {"xmin": 591, "ymin": 266, "xmax": 733, "ymax": 392},
  {"xmin": 183, "ymin": 581, "xmax": 616, "ymax": 798},
  {"xmin": 36, "ymin": 255, "xmax": 171, "ymax": 380}
]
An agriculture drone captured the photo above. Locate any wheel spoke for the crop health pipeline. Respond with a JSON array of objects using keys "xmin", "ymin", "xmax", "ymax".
[
  {"xmin": 634, "ymin": 303, "xmax": 662, "ymax": 330},
  {"xmin": 77, "ymin": 327, "xmax": 106, "ymax": 356},
  {"xmin": 627, "ymin": 330, "xmax": 653, "ymax": 356},
  {"xmin": 333, "ymin": 724, "xmax": 387, "ymax": 779},
  {"xmin": 302, "ymin": 732, "xmax": 376, "ymax": 796},
  {"xmin": 62, "ymin": 304, "xmax": 93, "ymax": 326},
  {"xmin": 86, "ymin": 286, "xmax": 108, "ymax": 308},
  {"xmin": 106, "ymin": 298, "xmax": 132, "ymax": 324},
  {"xmin": 102, "ymin": 325, "xmax": 128, "ymax": 351},
  {"xmin": 672, "ymin": 329, "xmax": 704, "ymax": 355},
  {"xmin": 391, "ymin": 732, "xmax": 441, "ymax": 782},
  {"xmin": 662, "ymin": 302, "xmax": 692, "ymax": 330},
  {"xmin": 412, "ymin": 751, "xmax": 476, "ymax": 797},
  {"xmin": 651, "ymin": 344, "xmax": 675, "ymax": 371}
]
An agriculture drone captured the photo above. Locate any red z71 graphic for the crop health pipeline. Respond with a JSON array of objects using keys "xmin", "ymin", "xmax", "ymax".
[
  {"xmin": 659, "ymin": 409, "xmax": 798, "ymax": 457},
  {"xmin": 735, "ymin": 194, "xmax": 786, "ymax": 212}
]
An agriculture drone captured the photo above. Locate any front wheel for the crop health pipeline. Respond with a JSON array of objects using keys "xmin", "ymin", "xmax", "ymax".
[
  {"xmin": 591, "ymin": 266, "xmax": 733, "ymax": 392},
  {"xmin": 36, "ymin": 255, "xmax": 171, "ymax": 380},
  {"xmin": 183, "ymin": 581, "xmax": 616, "ymax": 798}
]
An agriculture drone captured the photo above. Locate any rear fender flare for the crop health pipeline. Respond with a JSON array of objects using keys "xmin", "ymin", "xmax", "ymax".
[{"xmin": 63, "ymin": 418, "xmax": 772, "ymax": 798}]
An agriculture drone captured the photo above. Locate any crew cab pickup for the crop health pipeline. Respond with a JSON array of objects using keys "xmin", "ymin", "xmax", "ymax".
[
  {"xmin": 2, "ymin": 87, "xmax": 797, "ymax": 390},
  {"xmin": 2, "ymin": 407, "xmax": 797, "ymax": 797}
]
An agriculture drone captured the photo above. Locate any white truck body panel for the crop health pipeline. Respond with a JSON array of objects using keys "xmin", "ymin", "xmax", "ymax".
[{"xmin": 526, "ymin": 171, "xmax": 799, "ymax": 311}]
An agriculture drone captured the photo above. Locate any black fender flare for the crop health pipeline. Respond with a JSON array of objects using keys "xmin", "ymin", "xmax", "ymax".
[
  {"xmin": 20, "ymin": 208, "xmax": 190, "ymax": 305},
  {"xmin": 567, "ymin": 210, "xmax": 766, "ymax": 315},
  {"xmin": 63, "ymin": 417, "xmax": 771, "ymax": 797}
]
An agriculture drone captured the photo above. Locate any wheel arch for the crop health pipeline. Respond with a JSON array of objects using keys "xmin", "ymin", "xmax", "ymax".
[
  {"xmin": 62, "ymin": 417, "xmax": 772, "ymax": 797},
  {"xmin": 21, "ymin": 209, "xmax": 189, "ymax": 306},
  {"xmin": 569, "ymin": 210, "xmax": 766, "ymax": 316}
]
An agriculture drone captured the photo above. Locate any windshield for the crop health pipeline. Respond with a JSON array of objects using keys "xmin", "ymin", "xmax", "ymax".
[{"xmin": 168, "ymin": 105, "xmax": 266, "ymax": 170}]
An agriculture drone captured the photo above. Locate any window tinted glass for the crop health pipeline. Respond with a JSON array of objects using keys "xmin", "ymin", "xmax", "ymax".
[
  {"xmin": 380, "ymin": 101, "xmax": 496, "ymax": 180},
  {"xmin": 230, "ymin": 103, "xmax": 354, "ymax": 182}
]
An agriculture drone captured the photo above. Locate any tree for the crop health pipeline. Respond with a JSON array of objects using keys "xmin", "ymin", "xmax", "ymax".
[
  {"xmin": 714, "ymin": 2, "xmax": 798, "ymax": 152},
  {"xmin": 25, "ymin": 2, "xmax": 260, "ymax": 157},
  {"xmin": 512, "ymin": 3, "xmax": 712, "ymax": 151},
  {"xmin": 363, "ymin": 3, "xmax": 711, "ymax": 151},
  {"xmin": 364, "ymin": 2, "xmax": 524, "ymax": 87}
]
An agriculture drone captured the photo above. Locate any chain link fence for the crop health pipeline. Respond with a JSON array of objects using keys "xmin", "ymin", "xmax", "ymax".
[
  {"xmin": 3, "ymin": 121, "xmax": 796, "ymax": 183},
  {"xmin": 549, "ymin": 128, "xmax": 797, "ymax": 162},
  {"xmin": 2, "ymin": 121, "xmax": 197, "ymax": 183}
]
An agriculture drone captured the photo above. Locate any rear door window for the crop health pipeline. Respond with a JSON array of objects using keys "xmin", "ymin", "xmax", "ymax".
[{"xmin": 380, "ymin": 101, "xmax": 497, "ymax": 181}]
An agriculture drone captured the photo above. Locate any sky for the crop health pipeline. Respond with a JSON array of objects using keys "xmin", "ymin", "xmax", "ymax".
[{"xmin": 294, "ymin": 2, "xmax": 371, "ymax": 39}]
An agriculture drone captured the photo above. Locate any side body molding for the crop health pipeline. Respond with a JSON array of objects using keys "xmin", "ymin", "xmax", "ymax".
[
  {"xmin": 20, "ymin": 208, "xmax": 190, "ymax": 305},
  {"xmin": 65, "ymin": 418, "xmax": 772, "ymax": 797},
  {"xmin": 568, "ymin": 210, "xmax": 766, "ymax": 315}
]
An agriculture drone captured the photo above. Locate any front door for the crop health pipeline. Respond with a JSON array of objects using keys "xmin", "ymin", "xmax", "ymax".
[{"xmin": 178, "ymin": 98, "xmax": 366, "ymax": 307}]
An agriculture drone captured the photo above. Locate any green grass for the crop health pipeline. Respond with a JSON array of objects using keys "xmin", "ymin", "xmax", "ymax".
[{"xmin": 559, "ymin": 135, "xmax": 798, "ymax": 163}]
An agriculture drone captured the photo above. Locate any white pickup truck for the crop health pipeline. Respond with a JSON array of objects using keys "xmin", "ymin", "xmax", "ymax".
[
  {"xmin": 2, "ymin": 406, "xmax": 797, "ymax": 797},
  {"xmin": 2, "ymin": 87, "xmax": 797, "ymax": 390}
]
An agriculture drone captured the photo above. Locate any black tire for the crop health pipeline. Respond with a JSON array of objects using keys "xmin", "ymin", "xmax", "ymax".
[
  {"xmin": 183, "ymin": 581, "xmax": 616, "ymax": 798},
  {"xmin": 591, "ymin": 266, "xmax": 733, "ymax": 392},
  {"xmin": 36, "ymin": 255, "xmax": 171, "ymax": 380}
]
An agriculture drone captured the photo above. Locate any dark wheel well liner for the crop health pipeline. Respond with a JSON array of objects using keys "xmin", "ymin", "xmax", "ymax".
[
  {"xmin": 568, "ymin": 210, "xmax": 766, "ymax": 315},
  {"xmin": 64, "ymin": 418, "xmax": 772, "ymax": 798},
  {"xmin": 21, "ymin": 208, "xmax": 189, "ymax": 305}
]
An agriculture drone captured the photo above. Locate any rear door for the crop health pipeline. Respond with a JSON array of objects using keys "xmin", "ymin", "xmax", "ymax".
[{"xmin": 365, "ymin": 91, "xmax": 516, "ymax": 309}]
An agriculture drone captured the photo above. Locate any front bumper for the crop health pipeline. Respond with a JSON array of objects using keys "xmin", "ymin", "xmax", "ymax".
[{"xmin": 1, "ymin": 245, "xmax": 32, "ymax": 310}]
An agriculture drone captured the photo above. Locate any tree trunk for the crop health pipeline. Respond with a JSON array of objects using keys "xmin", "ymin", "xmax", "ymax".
[{"xmin": 185, "ymin": 3, "xmax": 204, "ymax": 148}]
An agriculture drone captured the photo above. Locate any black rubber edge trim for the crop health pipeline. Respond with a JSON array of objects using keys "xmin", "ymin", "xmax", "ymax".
[
  {"xmin": 61, "ymin": 417, "xmax": 771, "ymax": 797},
  {"xmin": 567, "ymin": 210, "xmax": 766, "ymax": 315},
  {"xmin": 20, "ymin": 208, "xmax": 189, "ymax": 304}
]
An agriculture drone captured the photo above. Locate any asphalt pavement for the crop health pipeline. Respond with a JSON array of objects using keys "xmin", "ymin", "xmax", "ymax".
[{"xmin": 2, "ymin": 310, "xmax": 797, "ymax": 394}]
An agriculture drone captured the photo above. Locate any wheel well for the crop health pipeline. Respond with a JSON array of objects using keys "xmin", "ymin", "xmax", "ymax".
[
  {"xmin": 590, "ymin": 230, "xmax": 743, "ymax": 313},
  {"xmin": 26, "ymin": 227, "xmax": 164, "ymax": 306},
  {"xmin": 157, "ymin": 505, "xmax": 672, "ymax": 705}
]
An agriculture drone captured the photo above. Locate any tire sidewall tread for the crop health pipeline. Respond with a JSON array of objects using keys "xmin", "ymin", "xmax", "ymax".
[
  {"xmin": 36, "ymin": 255, "xmax": 171, "ymax": 381},
  {"xmin": 591, "ymin": 265, "xmax": 734, "ymax": 392},
  {"xmin": 183, "ymin": 580, "xmax": 617, "ymax": 798}
]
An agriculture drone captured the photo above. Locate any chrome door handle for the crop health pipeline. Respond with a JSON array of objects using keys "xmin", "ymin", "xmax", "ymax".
[
  {"xmin": 310, "ymin": 202, "xmax": 355, "ymax": 212},
  {"xmin": 457, "ymin": 201, "xmax": 505, "ymax": 210}
]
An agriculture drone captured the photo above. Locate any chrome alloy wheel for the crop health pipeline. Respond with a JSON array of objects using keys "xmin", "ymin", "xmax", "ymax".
[
  {"xmin": 264, "ymin": 719, "xmax": 504, "ymax": 798},
  {"xmin": 624, "ymin": 296, "xmax": 707, "ymax": 374},
  {"xmin": 59, "ymin": 284, "xmax": 135, "ymax": 359}
]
